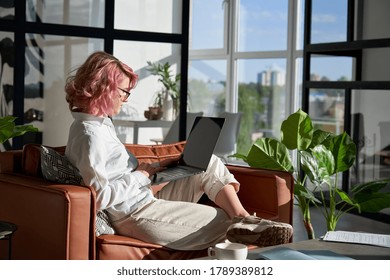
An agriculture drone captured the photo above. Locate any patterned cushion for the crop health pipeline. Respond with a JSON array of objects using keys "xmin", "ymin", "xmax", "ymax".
[
  {"xmin": 96, "ymin": 210, "xmax": 115, "ymax": 236},
  {"xmin": 40, "ymin": 146, "xmax": 83, "ymax": 185},
  {"xmin": 40, "ymin": 146, "xmax": 115, "ymax": 236}
]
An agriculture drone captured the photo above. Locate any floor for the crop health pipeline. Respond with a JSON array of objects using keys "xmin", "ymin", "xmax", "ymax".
[{"xmin": 292, "ymin": 204, "xmax": 390, "ymax": 242}]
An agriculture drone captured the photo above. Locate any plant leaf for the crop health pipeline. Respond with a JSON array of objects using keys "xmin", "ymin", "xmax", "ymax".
[
  {"xmin": 328, "ymin": 132, "xmax": 356, "ymax": 173},
  {"xmin": 12, "ymin": 125, "xmax": 39, "ymax": 137},
  {"xmin": 335, "ymin": 188, "xmax": 360, "ymax": 212},
  {"xmin": 0, "ymin": 116, "xmax": 16, "ymax": 143},
  {"xmin": 244, "ymin": 138, "xmax": 294, "ymax": 173},
  {"xmin": 0, "ymin": 116, "xmax": 38, "ymax": 144},
  {"xmin": 301, "ymin": 145, "xmax": 334, "ymax": 186},
  {"xmin": 311, "ymin": 145, "xmax": 335, "ymax": 178},
  {"xmin": 229, "ymin": 153, "xmax": 247, "ymax": 162},
  {"xmin": 294, "ymin": 183, "xmax": 321, "ymax": 204},
  {"xmin": 353, "ymin": 193, "xmax": 390, "ymax": 213},
  {"xmin": 351, "ymin": 179, "xmax": 390, "ymax": 194},
  {"xmin": 281, "ymin": 108, "xmax": 313, "ymax": 151},
  {"xmin": 300, "ymin": 150, "xmax": 321, "ymax": 185},
  {"xmin": 339, "ymin": 159, "xmax": 390, "ymax": 214},
  {"xmin": 309, "ymin": 129, "xmax": 333, "ymax": 149}
]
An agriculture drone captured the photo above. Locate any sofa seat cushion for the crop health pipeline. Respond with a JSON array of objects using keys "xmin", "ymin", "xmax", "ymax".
[
  {"xmin": 96, "ymin": 234, "xmax": 258, "ymax": 260},
  {"xmin": 96, "ymin": 234, "xmax": 208, "ymax": 260}
]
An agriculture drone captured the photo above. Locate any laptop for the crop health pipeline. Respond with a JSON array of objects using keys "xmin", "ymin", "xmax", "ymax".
[{"xmin": 152, "ymin": 116, "xmax": 225, "ymax": 184}]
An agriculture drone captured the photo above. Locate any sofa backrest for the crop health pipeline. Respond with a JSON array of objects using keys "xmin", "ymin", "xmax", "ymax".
[
  {"xmin": 22, "ymin": 144, "xmax": 66, "ymax": 177},
  {"xmin": 124, "ymin": 142, "xmax": 185, "ymax": 163},
  {"xmin": 17, "ymin": 142, "xmax": 186, "ymax": 178}
]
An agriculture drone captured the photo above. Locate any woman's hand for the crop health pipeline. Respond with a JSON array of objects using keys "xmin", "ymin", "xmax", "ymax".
[
  {"xmin": 136, "ymin": 155, "xmax": 181, "ymax": 179},
  {"xmin": 136, "ymin": 162, "xmax": 164, "ymax": 178},
  {"xmin": 150, "ymin": 182, "xmax": 170, "ymax": 195},
  {"xmin": 159, "ymin": 155, "xmax": 181, "ymax": 168}
]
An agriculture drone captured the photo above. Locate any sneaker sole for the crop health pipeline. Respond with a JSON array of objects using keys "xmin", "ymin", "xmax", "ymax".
[{"xmin": 227, "ymin": 224, "xmax": 293, "ymax": 247}]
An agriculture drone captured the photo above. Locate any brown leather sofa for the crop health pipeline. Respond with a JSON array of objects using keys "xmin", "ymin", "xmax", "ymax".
[{"xmin": 0, "ymin": 142, "xmax": 294, "ymax": 260}]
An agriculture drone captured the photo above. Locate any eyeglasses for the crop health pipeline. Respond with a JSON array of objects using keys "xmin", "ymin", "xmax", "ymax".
[{"xmin": 118, "ymin": 87, "xmax": 131, "ymax": 101}]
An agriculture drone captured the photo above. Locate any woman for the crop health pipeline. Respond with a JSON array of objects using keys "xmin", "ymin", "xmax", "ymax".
[{"xmin": 65, "ymin": 51, "xmax": 292, "ymax": 250}]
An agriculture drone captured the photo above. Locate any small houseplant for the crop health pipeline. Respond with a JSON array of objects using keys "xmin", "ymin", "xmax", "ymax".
[
  {"xmin": 232, "ymin": 109, "xmax": 390, "ymax": 239},
  {"xmin": 0, "ymin": 116, "xmax": 38, "ymax": 145},
  {"xmin": 146, "ymin": 61, "xmax": 180, "ymax": 120}
]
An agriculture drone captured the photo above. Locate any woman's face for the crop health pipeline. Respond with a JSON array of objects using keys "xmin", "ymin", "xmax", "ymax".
[{"xmin": 112, "ymin": 76, "xmax": 131, "ymax": 116}]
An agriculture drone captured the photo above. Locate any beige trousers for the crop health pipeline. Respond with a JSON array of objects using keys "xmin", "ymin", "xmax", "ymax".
[{"xmin": 112, "ymin": 155, "xmax": 239, "ymax": 250}]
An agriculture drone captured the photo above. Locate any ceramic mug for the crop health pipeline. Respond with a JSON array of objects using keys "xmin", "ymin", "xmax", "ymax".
[{"xmin": 208, "ymin": 242, "xmax": 248, "ymax": 260}]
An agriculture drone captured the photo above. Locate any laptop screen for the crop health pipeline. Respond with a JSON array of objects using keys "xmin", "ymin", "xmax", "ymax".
[{"xmin": 181, "ymin": 117, "xmax": 225, "ymax": 169}]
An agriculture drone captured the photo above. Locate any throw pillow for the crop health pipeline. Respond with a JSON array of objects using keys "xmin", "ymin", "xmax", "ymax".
[
  {"xmin": 95, "ymin": 210, "xmax": 115, "ymax": 236},
  {"xmin": 40, "ymin": 146, "xmax": 116, "ymax": 236},
  {"xmin": 40, "ymin": 146, "xmax": 83, "ymax": 185}
]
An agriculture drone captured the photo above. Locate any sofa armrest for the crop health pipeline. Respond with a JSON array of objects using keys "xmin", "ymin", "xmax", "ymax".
[
  {"xmin": 0, "ymin": 174, "xmax": 96, "ymax": 260},
  {"xmin": 0, "ymin": 150, "xmax": 23, "ymax": 174},
  {"xmin": 226, "ymin": 165, "xmax": 294, "ymax": 225}
]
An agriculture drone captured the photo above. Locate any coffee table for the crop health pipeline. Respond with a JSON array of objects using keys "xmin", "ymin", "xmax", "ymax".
[{"xmin": 247, "ymin": 238, "xmax": 390, "ymax": 260}]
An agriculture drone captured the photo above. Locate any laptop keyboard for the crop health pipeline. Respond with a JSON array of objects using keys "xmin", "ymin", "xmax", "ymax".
[{"xmin": 158, "ymin": 166, "xmax": 201, "ymax": 180}]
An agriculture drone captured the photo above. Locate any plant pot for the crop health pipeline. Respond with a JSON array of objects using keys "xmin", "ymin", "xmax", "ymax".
[
  {"xmin": 144, "ymin": 106, "xmax": 163, "ymax": 120},
  {"xmin": 162, "ymin": 97, "xmax": 174, "ymax": 121}
]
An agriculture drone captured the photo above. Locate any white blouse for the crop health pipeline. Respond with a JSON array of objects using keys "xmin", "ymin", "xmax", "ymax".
[{"xmin": 65, "ymin": 112, "xmax": 155, "ymax": 222}]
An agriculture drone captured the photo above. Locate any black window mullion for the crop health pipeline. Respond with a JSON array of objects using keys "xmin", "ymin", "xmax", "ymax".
[
  {"xmin": 104, "ymin": 0, "xmax": 114, "ymax": 53},
  {"xmin": 12, "ymin": 0, "xmax": 27, "ymax": 149},
  {"xmin": 178, "ymin": 0, "xmax": 190, "ymax": 141},
  {"xmin": 302, "ymin": 0, "xmax": 312, "ymax": 113}
]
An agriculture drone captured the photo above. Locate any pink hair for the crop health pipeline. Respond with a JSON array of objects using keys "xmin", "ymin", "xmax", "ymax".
[{"xmin": 65, "ymin": 51, "xmax": 138, "ymax": 116}]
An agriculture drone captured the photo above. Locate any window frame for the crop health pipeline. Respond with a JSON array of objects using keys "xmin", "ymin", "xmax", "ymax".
[{"xmin": 189, "ymin": 0, "xmax": 304, "ymax": 118}]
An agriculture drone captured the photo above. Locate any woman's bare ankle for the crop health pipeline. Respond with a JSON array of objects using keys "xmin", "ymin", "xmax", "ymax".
[{"xmin": 214, "ymin": 184, "xmax": 251, "ymax": 219}]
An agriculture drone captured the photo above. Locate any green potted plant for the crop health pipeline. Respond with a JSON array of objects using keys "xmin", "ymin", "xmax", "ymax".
[
  {"xmin": 0, "ymin": 116, "xmax": 38, "ymax": 146},
  {"xmin": 146, "ymin": 61, "xmax": 180, "ymax": 120},
  {"xmin": 232, "ymin": 109, "xmax": 390, "ymax": 239}
]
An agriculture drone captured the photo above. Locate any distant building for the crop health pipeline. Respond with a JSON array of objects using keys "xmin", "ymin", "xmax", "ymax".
[
  {"xmin": 257, "ymin": 69, "xmax": 285, "ymax": 86},
  {"xmin": 310, "ymin": 73, "xmax": 321, "ymax": 81}
]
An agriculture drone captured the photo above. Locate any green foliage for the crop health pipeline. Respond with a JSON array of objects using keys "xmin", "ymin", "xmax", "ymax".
[
  {"xmin": 0, "ymin": 116, "xmax": 39, "ymax": 144},
  {"xmin": 237, "ymin": 138, "xmax": 294, "ymax": 173},
  {"xmin": 281, "ymin": 110, "xmax": 313, "ymax": 151},
  {"xmin": 146, "ymin": 61, "xmax": 180, "ymax": 103},
  {"xmin": 231, "ymin": 109, "xmax": 390, "ymax": 238},
  {"xmin": 237, "ymin": 83, "xmax": 266, "ymax": 153},
  {"xmin": 187, "ymin": 79, "xmax": 216, "ymax": 112}
]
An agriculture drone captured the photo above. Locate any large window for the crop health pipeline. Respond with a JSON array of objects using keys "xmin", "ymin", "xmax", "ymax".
[
  {"xmin": 237, "ymin": 0, "xmax": 288, "ymax": 51},
  {"xmin": 190, "ymin": 0, "xmax": 226, "ymax": 49},
  {"xmin": 0, "ymin": 0, "xmax": 187, "ymax": 149},
  {"xmin": 115, "ymin": 0, "xmax": 182, "ymax": 34},
  {"xmin": 301, "ymin": 0, "xmax": 390, "ymax": 223},
  {"xmin": 26, "ymin": 0, "xmax": 105, "ymax": 27},
  {"xmin": 310, "ymin": 0, "xmax": 348, "ymax": 44},
  {"xmin": 188, "ymin": 60, "xmax": 226, "ymax": 115},
  {"xmin": 189, "ymin": 0, "xmax": 303, "ymax": 154}
]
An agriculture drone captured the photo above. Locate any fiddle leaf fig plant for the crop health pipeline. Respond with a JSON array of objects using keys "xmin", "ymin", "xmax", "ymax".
[
  {"xmin": 232, "ymin": 109, "xmax": 390, "ymax": 239},
  {"xmin": 0, "ymin": 116, "xmax": 38, "ymax": 144}
]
